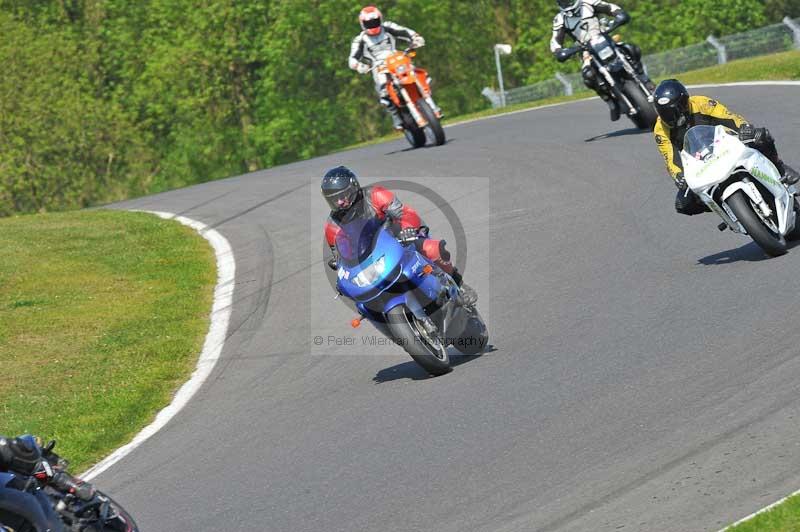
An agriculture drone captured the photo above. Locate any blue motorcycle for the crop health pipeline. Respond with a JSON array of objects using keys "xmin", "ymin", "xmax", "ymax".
[{"xmin": 334, "ymin": 218, "xmax": 488, "ymax": 375}]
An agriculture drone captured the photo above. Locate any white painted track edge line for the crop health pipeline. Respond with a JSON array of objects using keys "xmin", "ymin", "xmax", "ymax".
[
  {"xmin": 444, "ymin": 80, "xmax": 800, "ymax": 130},
  {"xmin": 81, "ymin": 210, "xmax": 235, "ymax": 481},
  {"xmin": 721, "ymin": 486, "xmax": 800, "ymax": 530}
]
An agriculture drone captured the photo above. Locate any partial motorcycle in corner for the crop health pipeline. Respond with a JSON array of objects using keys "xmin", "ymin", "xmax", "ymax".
[
  {"xmin": 373, "ymin": 48, "xmax": 445, "ymax": 148},
  {"xmin": 0, "ymin": 436, "xmax": 138, "ymax": 532},
  {"xmin": 557, "ymin": 30, "xmax": 657, "ymax": 129},
  {"xmin": 334, "ymin": 218, "xmax": 487, "ymax": 376},
  {"xmin": 682, "ymin": 124, "xmax": 800, "ymax": 257}
]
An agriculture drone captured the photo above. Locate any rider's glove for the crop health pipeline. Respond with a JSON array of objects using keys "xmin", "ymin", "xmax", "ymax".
[
  {"xmin": 739, "ymin": 124, "xmax": 768, "ymax": 145},
  {"xmin": 738, "ymin": 123, "xmax": 756, "ymax": 143},
  {"xmin": 397, "ymin": 227, "xmax": 418, "ymax": 243},
  {"xmin": 411, "ymin": 34, "xmax": 425, "ymax": 48},
  {"xmin": 356, "ymin": 62, "xmax": 371, "ymax": 75},
  {"xmin": 674, "ymin": 173, "xmax": 688, "ymax": 191},
  {"xmin": 554, "ymin": 47, "xmax": 576, "ymax": 63},
  {"xmin": 0, "ymin": 437, "xmax": 51, "ymax": 478},
  {"xmin": 606, "ymin": 11, "xmax": 631, "ymax": 33}
]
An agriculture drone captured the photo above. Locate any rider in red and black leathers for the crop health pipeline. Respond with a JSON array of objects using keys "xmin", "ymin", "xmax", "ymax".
[{"xmin": 321, "ymin": 166, "xmax": 476, "ymax": 305}]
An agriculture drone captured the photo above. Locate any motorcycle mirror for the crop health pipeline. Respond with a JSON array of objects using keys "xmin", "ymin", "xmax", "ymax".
[{"xmin": 43, "ymin": 440, "xmax": 56, "ymax": 453}]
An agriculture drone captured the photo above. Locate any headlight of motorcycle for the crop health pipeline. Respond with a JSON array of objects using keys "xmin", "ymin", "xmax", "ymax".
[
  {"xmin": 352, "ymin": 255, "xmax": 386, "ymax": 287},
  {"xmin": 396, "ymin": 65, "xmax": 407, "ymax": 74}
]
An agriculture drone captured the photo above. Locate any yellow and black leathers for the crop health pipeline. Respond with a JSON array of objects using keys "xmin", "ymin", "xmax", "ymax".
[{"xmin": 653, "ymin": 95, "xmax": 747, "ymax": 184}]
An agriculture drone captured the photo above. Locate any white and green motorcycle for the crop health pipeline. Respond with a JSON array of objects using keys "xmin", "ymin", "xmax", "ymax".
[{"xmin": 682, "ymin": 124, "xmax": 800, "ymax": 257}]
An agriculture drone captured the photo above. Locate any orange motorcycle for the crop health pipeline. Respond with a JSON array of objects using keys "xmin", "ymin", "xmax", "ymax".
[{"xmin": 378, "ymin": 49, "xmax": 445, "ymax": 148}]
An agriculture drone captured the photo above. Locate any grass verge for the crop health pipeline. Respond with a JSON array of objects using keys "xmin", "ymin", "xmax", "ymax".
[
  {"xmin": 0, "ymin": 210, "xmax": 215, "ymax": 471},
  {"xmin": 341, "ymin": 49, "xmax": 800, "ymax": 151},
  {"xmin": 727, "ymin": 493, "xmax": 800, "ymax": 531}
]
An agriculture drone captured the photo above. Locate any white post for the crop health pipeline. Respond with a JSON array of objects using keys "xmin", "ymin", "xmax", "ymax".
[
  {"xmin": 706, "ymin": 35, "xmax": 727, "ymax": 64},
  {"xmin": 494, "ymin": 44, "xmax": 512, "ymax": 108},
  {"xmin": 784, "ymin": 17, "xmax": 800, "ymax": 49},
  {"xmin": 494, "ymin": 47, "xmax": 506, "ymax": 108},
  {"xmin": 554, "ymin": 72, "xmax": 574, "ymax": 96}
]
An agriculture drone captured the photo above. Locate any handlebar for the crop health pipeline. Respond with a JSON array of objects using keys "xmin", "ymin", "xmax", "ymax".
[{"xmin": 365, "ymin": 47, "xmax": 419, "ymax": 74}]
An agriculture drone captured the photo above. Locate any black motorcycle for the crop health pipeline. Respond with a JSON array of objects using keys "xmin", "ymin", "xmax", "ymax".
[
  {"xmin": 557, "ymin": 31, "xmax": 657, "ymax": 129},
  {"xmin": 0, "ymin": 437, "xmax": 137, "ymax": 532}
]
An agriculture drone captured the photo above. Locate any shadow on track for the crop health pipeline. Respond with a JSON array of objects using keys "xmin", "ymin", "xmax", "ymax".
[
  {"xmin": 697, "ymin": 239, "xmax": 800, "ymax": 266},
  {"xmin": 373, "ymin": 344, "xmax": 497, "ymax": 383},
  {"xmin": 584, "ymin": 128, "xmax": 649, "ymax": 143}
]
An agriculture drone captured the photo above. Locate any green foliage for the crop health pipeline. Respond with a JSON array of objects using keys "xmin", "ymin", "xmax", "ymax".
[
  {"xmin": 765, "ymin": 0, "xmax": 800, "ymax": 20},
  {"xmin": 0, "ymin": 10, "xmax": 154, "ymax": 215},
  {"xmin": 0, "ymin": 0, "xmax": 791, "ymax": 214}
]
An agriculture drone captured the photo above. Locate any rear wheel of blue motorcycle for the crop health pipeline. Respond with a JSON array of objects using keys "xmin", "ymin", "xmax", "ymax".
[{"xmin": 386, "ymin": 306, "xmax": 451, "ymax": 375}]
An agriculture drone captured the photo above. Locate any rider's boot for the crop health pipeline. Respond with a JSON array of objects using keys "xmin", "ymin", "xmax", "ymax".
[
  {"xmin": 766, "ymin": 154, "xmax": 800, "ymax": 186},
  {"xmin": 451, "ymin": 270, "xmax": 478, "ymax": 306},
  {"xmin": 781, "ymin": 163, "xmax": 800, "ymax": 186},
  {"xmin": 602, "ymin": 94, "xmax": 621, "ymax": 122},
  {"xmin": 388, "ymin": 105, "xmax": 404, "ymax": 131}
]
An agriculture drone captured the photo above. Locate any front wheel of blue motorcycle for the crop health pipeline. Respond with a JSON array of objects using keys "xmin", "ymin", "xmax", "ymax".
[{"xmin": 386, "ymin": 306, "xmax": 451, "ymax": 376}]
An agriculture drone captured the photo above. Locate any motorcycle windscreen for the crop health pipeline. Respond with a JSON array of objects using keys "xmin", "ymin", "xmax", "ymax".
[
  {"xmin": 682, "ymin": 125, "xmax": 737, "ymax": 161},
  {"xmin": 335, "ymin": 218, "xmax": 383, "ymax": 268}
]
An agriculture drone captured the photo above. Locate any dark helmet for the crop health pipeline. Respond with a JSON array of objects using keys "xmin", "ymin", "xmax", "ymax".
[
  {"xmin": 654, "ymin": 79, "xmax": 691, "ymax": 128},
  {"xmin": 557, "ymin": 0, "xmax": 581, "ymax": 11},
  {"xmin": 321, "ymin": 166, "xmax": 361, "ymax": 213}
]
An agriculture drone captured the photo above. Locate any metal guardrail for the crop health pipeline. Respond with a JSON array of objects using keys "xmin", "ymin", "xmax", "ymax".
[{"xmin": 484, "ymin": 17, "xmax": 800, "ymax": 108}]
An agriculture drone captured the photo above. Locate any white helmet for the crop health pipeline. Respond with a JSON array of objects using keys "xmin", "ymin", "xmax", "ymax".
[
  {"xmin": 557, "ymin": 0, "xmax": 581, "ymax": 12},
  {"xmin": 359, "ymin": 5, "xmax": 383, "ymax": 36}
]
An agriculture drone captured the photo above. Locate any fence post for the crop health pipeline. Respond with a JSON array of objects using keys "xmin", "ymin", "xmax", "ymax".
[
  {"xmin": 784, "ymin": 17, "xmax": 800, "ymax": 49},
  {"xmin": 706, "ymin": 35, "xmax": 727, "ymax": 64},
  {"xmin": 554, "ymin": 73, "xmax": 574, "ymax": 96}
]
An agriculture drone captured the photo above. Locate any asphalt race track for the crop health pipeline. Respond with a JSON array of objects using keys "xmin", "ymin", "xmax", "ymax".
[{"xmin": 104, "ymin": 85, "xmax": 800, "ymax": 532}]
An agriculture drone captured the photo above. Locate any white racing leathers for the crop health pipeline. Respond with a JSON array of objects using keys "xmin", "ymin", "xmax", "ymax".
[{"xmin": 349, "ymin": 22, "xmax": 418, "ymax": 103}]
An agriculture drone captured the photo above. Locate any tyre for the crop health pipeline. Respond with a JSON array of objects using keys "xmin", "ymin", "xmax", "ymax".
[
  {"xmin": 386, "ymin": 306, "xmax": 451, "ymax": 375},
  {"xmin": 453, "ymin": 309, "xmax": 489, "ymax": 355},
  {"xmin": 622, "ymin": 81, "xmax": 657, "ymax": 130},
  {"xmin": 787, "ymin": 198, "xmax": 800, "ymax": 241},
  {"xmin": 401, "ymin": 110, "xmax": 426, "ymax": 148},
  {"xmin": 727, "ymin": 189, "xmax": 787, "ymax": 257},
  {"xmin": 417, "ymin": 99, "xmax": 446, "ymax": 146}
]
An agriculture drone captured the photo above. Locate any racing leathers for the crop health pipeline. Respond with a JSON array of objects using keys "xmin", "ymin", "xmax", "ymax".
[
  {"xmin": 349, "ymin": 21, "xmax": 424, "ymax": 129},
  {"xmin": 324, "ymin": 185, "xmax": 476, "ymax": 304},
  {"xmin": 550, "ymin": 0, "xmax": 646, "ymax": 120},
  {"xmin": 325, "ymin": 185, "xmax": 451, "ymax": 273},
  {"xmin": 654, "ymin": 95, "xmax": 795, "ymax": 215}
]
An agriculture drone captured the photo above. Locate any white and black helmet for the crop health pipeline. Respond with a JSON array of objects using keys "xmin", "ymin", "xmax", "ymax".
[{"xmin": 557, "ymin": 0, "xmax": 581, "ymax": 11}]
